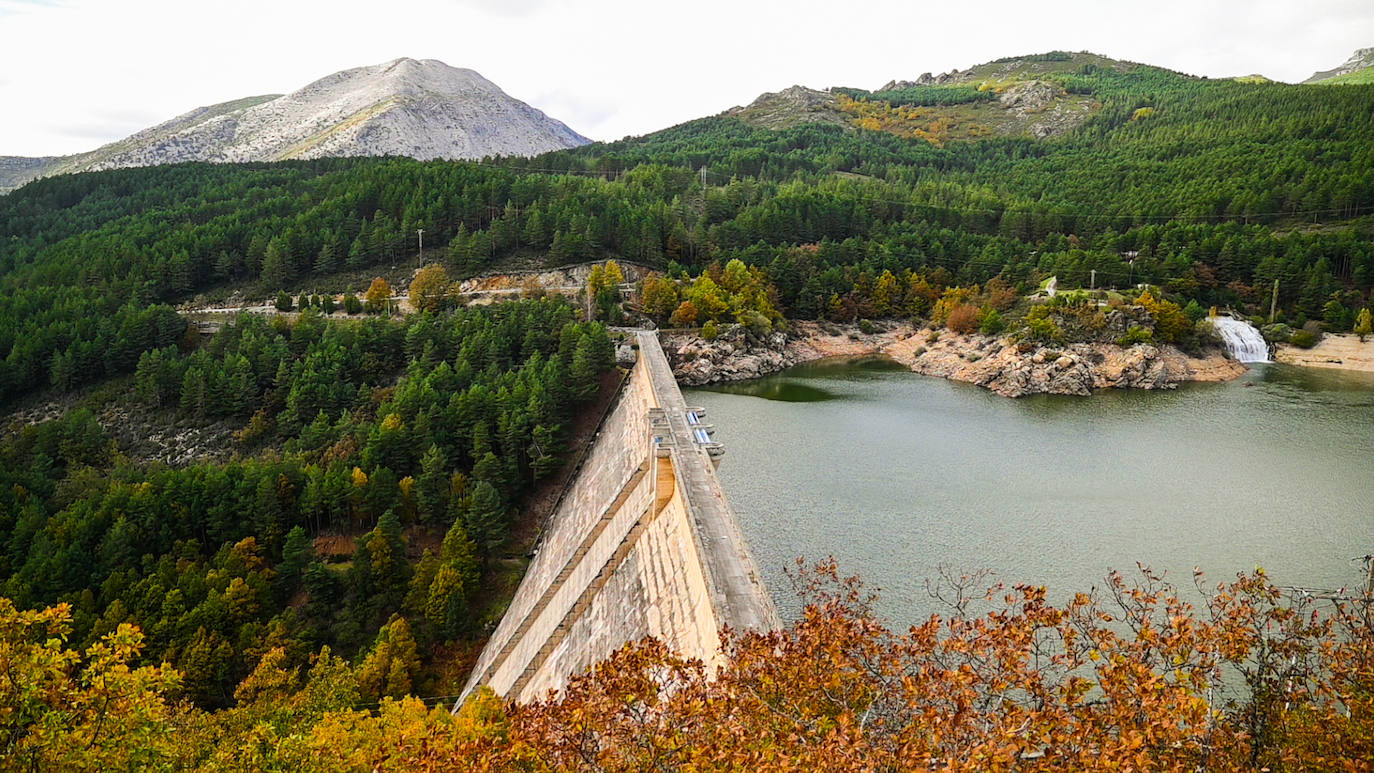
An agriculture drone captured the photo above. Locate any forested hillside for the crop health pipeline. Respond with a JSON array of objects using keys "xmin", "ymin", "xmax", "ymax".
[
  {"xmin": 0, "ymin": 299, "xmax": 616, "ymax": 706},
  {"xmin": 2, "ymin": 50, "xmax": 1373, "ymax": 746},
  {"xmin": 5, "ymin": 61, "xmax": 1373, "ymax": 401}
]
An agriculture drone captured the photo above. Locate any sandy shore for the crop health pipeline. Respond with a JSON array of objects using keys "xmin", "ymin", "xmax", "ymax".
[{"xmin": 1274, "ymin": 334, "xmax": 1374, "ymax": 372}]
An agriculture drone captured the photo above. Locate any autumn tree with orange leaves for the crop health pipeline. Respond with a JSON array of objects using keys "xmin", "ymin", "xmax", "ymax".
[
  {"xmin": 1, "ymin": 561, "xmax": 1370, "ymax": 771},
  {"xmin": 439, "ymin": 560, "xmax": 1374, "ymax": 772}
]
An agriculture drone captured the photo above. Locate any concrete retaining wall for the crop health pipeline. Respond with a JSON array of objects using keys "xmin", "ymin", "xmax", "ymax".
[{"xmin": 459, "ymin": 333, "xmax": 777, "ymax": 705}]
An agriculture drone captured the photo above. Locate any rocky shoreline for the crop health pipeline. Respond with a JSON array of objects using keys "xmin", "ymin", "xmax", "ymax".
[{"xmin": 663, "ymin": 321, "xmax": 1246, "ymax": 398}]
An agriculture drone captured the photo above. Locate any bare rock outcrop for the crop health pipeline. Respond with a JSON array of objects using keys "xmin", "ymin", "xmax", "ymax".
[
  {"xmin": 726, "ymin": 86, "xmax": 848, "ymax": 130},
  {"xmin": 888, "ymin": 331, "xmax": 1241, "ymax": 397},
  {"xmin": 665, "ymin": 327, "xmax": 795, "ymax": 386},
  {"xmin": 1303, "ymin": 46, "xmax": 1374, "ymax": 83}
]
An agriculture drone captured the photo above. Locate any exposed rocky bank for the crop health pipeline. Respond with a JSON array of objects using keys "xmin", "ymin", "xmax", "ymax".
[
  {"xmin": 664, "ymin": 321, "xmax": 1245, "ymax": 397},
  {"xmin": 1273, "ymin": 333, "xmax": 1374, "ymax": 372}
]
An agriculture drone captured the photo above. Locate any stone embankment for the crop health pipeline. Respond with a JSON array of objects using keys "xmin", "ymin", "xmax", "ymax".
[{"xmin": 664, "ymin": 321, "xmax": 1245, "ymax": 397}]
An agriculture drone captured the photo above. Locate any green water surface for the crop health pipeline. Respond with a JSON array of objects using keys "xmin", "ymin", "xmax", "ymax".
[{"xmin": 687, "ymin": 359, "xmax": 1374, "ymax": 626}]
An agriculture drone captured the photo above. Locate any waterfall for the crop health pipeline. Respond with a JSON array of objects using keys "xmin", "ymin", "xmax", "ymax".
[{"xmin": 1209, "ymin": 317, "xmax": 1270, "ymax": 363}]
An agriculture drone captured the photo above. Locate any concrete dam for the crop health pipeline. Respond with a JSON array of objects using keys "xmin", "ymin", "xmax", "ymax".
[{"xmin": 459, "ymin": 331, "xmax": 779, "ymax": 704}]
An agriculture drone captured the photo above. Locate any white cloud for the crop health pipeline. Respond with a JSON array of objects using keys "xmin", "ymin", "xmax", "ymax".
[{"xmin": 0, "ymin": 0, "xmax": 1369, "ymax": 155}]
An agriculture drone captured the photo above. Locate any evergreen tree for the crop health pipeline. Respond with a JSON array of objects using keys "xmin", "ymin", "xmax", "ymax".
[
  {"xmin": 415, "ymin": 445, "xmax": 450, "ymax": 525},
  {"xmin": 464, "ymin": 480, "xmax": 507, "ymax": 558}
]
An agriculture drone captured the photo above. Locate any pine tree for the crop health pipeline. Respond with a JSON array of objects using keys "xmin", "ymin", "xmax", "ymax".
[
  {"xmin": 464, "ymin": 480, "xmax": 507, "ymax": 558},
  {"xmin": 276, "ymin": 526, "xmax": 314, "ymax": 599},
  {"xmin": 315, "ymin": 241, "xmax": 340, "ymax": 275},
  {"xmin": 415, "ymin": 445, "xmax": 450, "ymax": 525},
  {"xmin": 262, "ymin": 238, "xmax": 292, "ymax": 287}
]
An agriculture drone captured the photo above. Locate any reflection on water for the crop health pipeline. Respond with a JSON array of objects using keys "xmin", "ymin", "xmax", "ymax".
[
  {"xmin": 701, "ymin": 379, "xmax": 839, "ymax": 403},
  {"xmin": 698, "ymin": 356, "xmax": 911, "ymax": 402},
  {"xmin": 687, "ymin": 361, "xmax": 1374, "ymax": 628},
  {"xmin": 1257, "ymin": 363, "xmax": 1374, "ymax": 407}
]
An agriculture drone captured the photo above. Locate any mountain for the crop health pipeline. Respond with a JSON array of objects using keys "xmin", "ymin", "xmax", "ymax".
[
  {"xmin": 0, "ymin": 58, "xmax": 589, "ymax": 191},
  {"xmin": 726, "ymin": 52, "xmax": 1154, "ymax": 142},
  {"xmin": 1303, "ymin": 46, "xmax": 1374, "ymax": 83}
]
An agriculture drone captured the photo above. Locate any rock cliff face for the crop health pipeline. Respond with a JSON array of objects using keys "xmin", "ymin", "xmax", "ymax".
[
  {"xmin": 663, "ymin": 323, "xmax": 1246, "ymax": 397},
  {"xmin": 2, "ymin": 58, "xmax": 589, "ymax": 191},
  {"xmin": 1303, "ymin": 47, "xmax": 1374, "ymax": 83}
]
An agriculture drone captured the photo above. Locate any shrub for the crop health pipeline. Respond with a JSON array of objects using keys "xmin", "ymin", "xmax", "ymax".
[
  {"xmin": 1136, "ymin": 290, "xmax": 1191, "ymax": 344},
  {"xmin": 1116, "ymin": 326, "xmax": 1154, "ymax": 346},
  {"xmin": 701, "ymin": 320, "xmax": 720, "ymax": 341},
  {"xmin": 946, "ymin": 304, "xmax": 980, "ymax": 334},
  {"xmin": 1024, "ymin": 317, "xmax": 1064, "ymax": 343},
  {"xmin": 1289, "ymin": 329, "xmax": 1319, "ymax": 348},
  {"xmin": 1194, "ymin": 319, "xmax": 1222, "ymax": 346},
  {"xmin": 858, "ymin": 319, "xmax": 877, "ymax": 335},
  {"xmin": 979, "ymin": 308, "xmax": 1005, "ymax": 336},
  {"xmin": 274, "ymin": 291, "xmax": 293, "ymax": 312},
  {"xmin": 1261, "ymin": 323, "xmax": 1293, "ymax": 343},
  {"xmin": 669, "ymin": 300, "xmax": 699, "ymax": 328},
  {"xmin": 1290, "ymin": 321, "xmax": 1324, "ymax": 349},
  {"xmin": 343, "ymin": 293, "xmax": 363, "ymax": 314}
]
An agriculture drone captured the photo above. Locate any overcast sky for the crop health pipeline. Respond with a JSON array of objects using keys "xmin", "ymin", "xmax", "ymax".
[{"xmin": 0, "ymin": 0, "xmax": 1370, "ymax": 156}]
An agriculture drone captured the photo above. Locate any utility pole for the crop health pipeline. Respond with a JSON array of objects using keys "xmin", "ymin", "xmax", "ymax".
[
  {"xmin": 1090, "ymin": 269, "xmax": 1096, "ymax": 291},
  {"xmin": 1270, "ymin": 279, "xmax": 1280, "ymax": 322},
  {"xmin": 417, "ymin": 229, "xmax": 424, "ymax": 267}
]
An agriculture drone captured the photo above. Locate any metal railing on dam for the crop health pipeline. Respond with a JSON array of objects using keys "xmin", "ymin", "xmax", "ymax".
[{"xmin": 457, "ymin": 331, "xmax": 778, "ymax": 705}]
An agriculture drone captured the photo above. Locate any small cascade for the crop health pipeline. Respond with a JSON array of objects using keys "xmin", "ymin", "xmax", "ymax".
[{"xmin": 1210, "ymin": 317, "xmax": 1270, "ymax": 363}]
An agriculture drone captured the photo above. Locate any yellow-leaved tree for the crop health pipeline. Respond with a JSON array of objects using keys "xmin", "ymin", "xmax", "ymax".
[
  {"xmin": 408, "ymin": 264, "xmax": 452, "ymax": 313},
  {"xmin": 0, "ymin": 599, "xmax": 190, "ymax": 771},
  {"xmin": 364, "ymin": 277, "xmax": 393, "ymax": 314}
]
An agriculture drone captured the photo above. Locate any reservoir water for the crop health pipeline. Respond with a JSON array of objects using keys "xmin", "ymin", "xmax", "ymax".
[{"xmin": 686, "ymin": 359, "xmax": 1374, "ymax": 627}]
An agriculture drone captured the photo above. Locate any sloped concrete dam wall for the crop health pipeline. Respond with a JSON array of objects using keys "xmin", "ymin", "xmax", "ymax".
[{"xmin": 460, "ymin": 332, "xmax": 778, "ymax": 704}]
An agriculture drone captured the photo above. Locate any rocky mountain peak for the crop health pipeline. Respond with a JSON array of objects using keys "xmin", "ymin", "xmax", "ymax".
[
  {"xmin": 1303, "ymin": 46, "xmax": 1374, "ymax": 83},
  {"xmin": 1, "ymin": 57, "xmax": 590, "ymax": 191}
]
